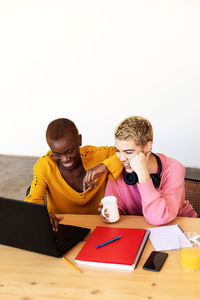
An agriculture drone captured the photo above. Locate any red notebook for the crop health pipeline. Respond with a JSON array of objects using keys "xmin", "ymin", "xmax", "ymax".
[{"xmin": 75, "ymin": 226, "xmax": 150, "ymax": 270}]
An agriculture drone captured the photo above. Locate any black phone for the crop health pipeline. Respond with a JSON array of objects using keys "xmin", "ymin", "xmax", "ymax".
[{"xmin": 143, "ymin": 251, "xmax": 168, "ymax": 272}]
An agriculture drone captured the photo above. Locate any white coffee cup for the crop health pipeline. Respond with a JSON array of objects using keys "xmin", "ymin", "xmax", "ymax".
[{"xmin": 101, "ymin": 196, "xmax": 120, "ymax": 223}]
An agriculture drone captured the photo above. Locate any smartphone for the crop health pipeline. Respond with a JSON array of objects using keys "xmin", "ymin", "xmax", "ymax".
[{"xmin": 143, "ymin": 251, "xmax": 168, "ymax": 272}]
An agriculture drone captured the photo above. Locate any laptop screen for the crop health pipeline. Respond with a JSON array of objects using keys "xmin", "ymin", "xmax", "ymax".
[{"xmin": 0, "ymin": 197, "xmax": 90, "ymax": 257}]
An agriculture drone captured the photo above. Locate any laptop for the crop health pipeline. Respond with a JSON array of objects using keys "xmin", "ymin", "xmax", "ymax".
[{"xmin": 0, "ymin": 197, "xmax": 91, "ymax": 257}]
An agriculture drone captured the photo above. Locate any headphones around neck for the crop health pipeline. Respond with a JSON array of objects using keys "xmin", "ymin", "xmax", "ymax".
[{"xmin": 123, "ymin": 153, "xmax": 162, "ymax": 188}]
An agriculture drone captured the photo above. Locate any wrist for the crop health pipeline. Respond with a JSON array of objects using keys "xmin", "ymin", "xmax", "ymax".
[{"xmin": 137, "ymin": 170, "xmax": 150, "ymax": 183}]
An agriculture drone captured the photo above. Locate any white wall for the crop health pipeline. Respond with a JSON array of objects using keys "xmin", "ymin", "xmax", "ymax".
[{"xmin": 0, "ymin": 0, "xmax": 200, "ymax": 167}]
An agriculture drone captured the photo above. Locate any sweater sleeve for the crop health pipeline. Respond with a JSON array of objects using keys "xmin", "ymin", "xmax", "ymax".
[
  {"xmin": 137, "ymin": 162, "xmax": 186, "ymax": 226},
  {"xmin": 24, "ymin": 159, "xmax": 47, "ymax": 204},
  {"xmin": 103, "ymin": 154, "xmax": 124, "ymax": 180}
]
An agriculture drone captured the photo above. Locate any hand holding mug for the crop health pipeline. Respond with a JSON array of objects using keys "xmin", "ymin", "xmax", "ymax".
[
  {"xmin": 100, "ymin": 196, "xmax": 120, "ymax": 223},
  {"xmin": 98, "ymin": 203, "xmax": 110, "ymax": 223}
]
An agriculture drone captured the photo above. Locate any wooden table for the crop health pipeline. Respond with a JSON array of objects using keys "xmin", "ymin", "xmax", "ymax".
[{"xmin": 0, "ymin": 215, "xmax": 199, "ymax": 300}]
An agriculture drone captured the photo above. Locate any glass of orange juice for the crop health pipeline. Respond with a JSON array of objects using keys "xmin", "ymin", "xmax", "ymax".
[{"xmin": 179, "ymin": 232, "xmax": 200, "ymax": 272}]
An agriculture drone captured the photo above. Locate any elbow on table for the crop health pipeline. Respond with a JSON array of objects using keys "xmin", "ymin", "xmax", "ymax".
[
  {"xmin": 143, "ymin": 204, "xmax": 178, "ymax": 226},
  {"xmin": 143, "ymin": 214, "xmax": 176, "ymax": 226}
]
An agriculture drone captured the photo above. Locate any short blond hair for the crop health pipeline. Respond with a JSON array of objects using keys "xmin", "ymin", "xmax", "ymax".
[{"xmin": 115, "ymin": 116, "xmax": 153, "ymax": 146}]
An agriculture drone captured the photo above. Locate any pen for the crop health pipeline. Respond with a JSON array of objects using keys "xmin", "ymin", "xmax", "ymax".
[
  {"xmin": 96, "ymin": 236, "xmax": 122, "ymax": 248},
  {"xmin": 62, "ymin": 256, "xmax": 82, "ymax": 273}
]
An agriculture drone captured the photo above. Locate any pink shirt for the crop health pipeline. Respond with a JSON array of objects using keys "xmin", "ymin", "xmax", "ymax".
[{"xmin": 105, "ymin": 153, "xmax": 197, "ymax": 225}]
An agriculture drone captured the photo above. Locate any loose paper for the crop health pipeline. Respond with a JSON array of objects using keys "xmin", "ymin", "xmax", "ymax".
[{"xmin": 148, "ymin": 224, "xmax": 191, "ymax": 251}]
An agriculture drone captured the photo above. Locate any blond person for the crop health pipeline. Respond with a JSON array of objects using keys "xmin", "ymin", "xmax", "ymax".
[{"xmin": 84, "ymin": 116, "xmax": 197, "ymax": 225}]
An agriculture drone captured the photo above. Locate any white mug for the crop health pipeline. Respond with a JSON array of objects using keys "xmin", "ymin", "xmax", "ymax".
[{"xmin": 101, "ymin": 196, "xmax": 120, "ymax": 223}]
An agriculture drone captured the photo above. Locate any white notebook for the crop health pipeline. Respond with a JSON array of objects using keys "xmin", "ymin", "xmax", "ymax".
[{"xmin": 148, "ymin": 224, "xmax": 191, "ymax": 251}]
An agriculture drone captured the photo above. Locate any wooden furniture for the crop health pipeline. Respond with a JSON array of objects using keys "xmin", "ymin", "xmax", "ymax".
[
  {"xmin": 185, "ymin": 178, "xmax": 200, "ymax": 217},
  {"xmin": 0, "ymin": 215, "xmax": 200, "ymax": 300}
]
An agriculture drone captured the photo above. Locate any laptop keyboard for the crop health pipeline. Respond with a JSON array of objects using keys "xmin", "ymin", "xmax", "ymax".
[
  {"xmin": 54, "ymin": 231, "xmax": 76, "ymax": 254},
  {"xmin": 52, "ymin": 224, "xmax": 90, "ymax": 256},
  {"xmin": 53, "ymin": 224, "xmax": 83, "ymax": 255}
]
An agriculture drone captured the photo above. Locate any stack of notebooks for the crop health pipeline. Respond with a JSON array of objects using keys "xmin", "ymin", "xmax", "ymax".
[{"xmin": 75, "ymin": 226, "xmax": 150, "ymax": 270}]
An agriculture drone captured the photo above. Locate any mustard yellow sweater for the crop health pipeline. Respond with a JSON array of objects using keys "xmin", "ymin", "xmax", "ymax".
[{"xmin": 25, "ymin": 146, "xmax": 123, "ymax": 214}]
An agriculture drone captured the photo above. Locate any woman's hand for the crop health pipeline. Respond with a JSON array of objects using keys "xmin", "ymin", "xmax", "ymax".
[
  {"xmin": 49, "ymin": 212, "xmax": 64, "ymax": 232},
  {"xmin": 98, "ymin": 203, "xmax": 111, "ymax": 223},
  {"xmin": 83, "ymin": 163, "xmax": 107, "ymax": 191}
]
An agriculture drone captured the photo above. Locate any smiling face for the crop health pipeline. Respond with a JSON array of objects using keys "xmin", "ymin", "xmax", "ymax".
[
  {"xmin": 47, "ymin": 134, "xmax": 82, "ymax": 171},
  {"xmin": 114, "ymin": 116, "xmax": 153, "ymax": 173},
  {"xmin": 115, "ymin": 138, "xmax": 150, "ymax": 173}
]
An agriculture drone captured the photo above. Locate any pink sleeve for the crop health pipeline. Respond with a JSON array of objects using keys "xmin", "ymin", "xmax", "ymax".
[
  {"xmin": 137, "ymin": 163, "xmax": 185, "ymax": 225},
  {"xmin": 105, "ymin": 179, "xmax": 127, "ymax": 215}
]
